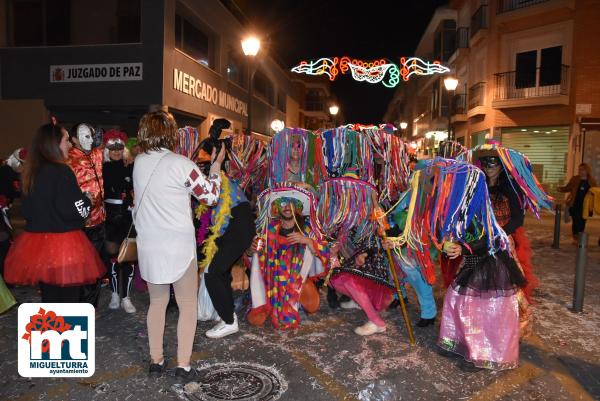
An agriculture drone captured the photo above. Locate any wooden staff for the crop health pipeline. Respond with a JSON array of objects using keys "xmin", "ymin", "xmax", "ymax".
[
  {"xmin": 373, "ymin": 199, "xmax": 416, "ymax": 346},
  {"xmin": 381, "ymin": 232, "xmax": 416, "ymax": 345}
]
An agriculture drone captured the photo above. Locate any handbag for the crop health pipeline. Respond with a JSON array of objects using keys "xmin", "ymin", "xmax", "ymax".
[
  {"xmin": 117, "ymin": 225, "xmax": 137, "ymax": 263},
  {"xmin": 117, "ymin": 153, "xmax": 167, "ymax": 264}
]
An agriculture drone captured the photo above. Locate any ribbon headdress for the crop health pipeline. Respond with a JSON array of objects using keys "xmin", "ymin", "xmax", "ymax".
[{"xmin": 469, "ymin": 143, "xmax": 553, "ymax": 218}]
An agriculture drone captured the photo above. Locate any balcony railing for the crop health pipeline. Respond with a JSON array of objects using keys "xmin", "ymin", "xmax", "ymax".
[
  {"xmin": 469, "ymin": 82, "xmax": 486, "ymax": 109},
  {"xmin": 470, "ymin": 5, "xmax": 488, "ymax": 38},
  {"xmin": 497, "ymin": 0, "xmax": 549, "ymax": 13},
  {"xmin": 451, "ymin": 93, "xmax": 467, "ymax": 115},
  {"xmin": 456, "ymin": 27, "xmax": 469, "ymax": 49},
  {"xmin": 494, "ymin": 65, "xmax": 569, "ymax": 100}
]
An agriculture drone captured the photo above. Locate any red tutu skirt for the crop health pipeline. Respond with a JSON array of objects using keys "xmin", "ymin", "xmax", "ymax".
[{"xmin": 4, "ymin": 230, "xmax": 105, "ymax": 286}]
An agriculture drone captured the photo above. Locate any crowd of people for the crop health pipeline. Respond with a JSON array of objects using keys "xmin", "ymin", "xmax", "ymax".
[{"xmin": 0, "ymin": 111, "xmax": 595, "ymax": 379}]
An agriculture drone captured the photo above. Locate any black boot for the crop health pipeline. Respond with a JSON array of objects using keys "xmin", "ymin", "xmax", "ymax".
[
  {"xmin": 416, "ymin": 317, "xmax": 436, "ymax": 327},
  {"xmin": 327, "ymin": 286, "xmax": 340, "ymax": 309}
]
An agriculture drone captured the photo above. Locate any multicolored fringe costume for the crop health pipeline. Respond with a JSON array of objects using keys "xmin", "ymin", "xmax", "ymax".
[
  {"xmin": 389, "ymin": 158, "xmax": 525, "ymax": 369},
  {"xmin": 267, "ymin": 128, "xmax": 313, "ymax": 186},
  {"xmin": 470, "ymin": 143, "xmax": 554, "ymax": 302},
  {"xmin": 329, "ymin": 235, "xmax": 395, "ymax": 327},
  {"xmin": 250, "ymin": 185, "xmax": 329, "ymax": 329}
]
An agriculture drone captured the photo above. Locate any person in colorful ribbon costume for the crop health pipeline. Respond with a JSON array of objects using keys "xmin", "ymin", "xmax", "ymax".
[
  {"xmin": 470, "ymin": 143, "xmax": 553, "ymax": 336},
  {"xmin": 328, "ymin": 233, "xmax": 395, "ymax": 336},
  {"xmin": 248, "ymin": 186, "xmax": 329, "ymax": 329},
  {"xmin": 383, "ymin": 208, "xmax": 438, "ymax": 328}
]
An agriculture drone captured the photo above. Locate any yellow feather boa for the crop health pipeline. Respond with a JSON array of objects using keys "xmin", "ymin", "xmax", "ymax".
[{"xmin": 195, "ymin": 172, "xmax": 233, "ymax": 270}]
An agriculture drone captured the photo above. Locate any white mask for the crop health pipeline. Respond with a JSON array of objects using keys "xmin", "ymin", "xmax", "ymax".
[{"xmin": 77, "ymin": 125, "xmax": 94, "ymax": 151}]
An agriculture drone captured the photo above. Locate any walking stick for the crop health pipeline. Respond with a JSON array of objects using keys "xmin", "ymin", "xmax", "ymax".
[{"xmin": 381, "ymin": 232, "xmax": 416, "ymax": 345}]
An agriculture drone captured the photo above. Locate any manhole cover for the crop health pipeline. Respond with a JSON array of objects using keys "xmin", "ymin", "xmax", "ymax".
[{"xmin": 183, "ymin": 362, "xmax": 287, "ymax": 401}]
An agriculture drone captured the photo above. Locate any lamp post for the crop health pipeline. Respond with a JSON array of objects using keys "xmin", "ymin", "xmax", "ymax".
[
  {"xmin": 270, "ymin": 119, "xmax": 284, "ymax": 133},
  {"xmin": 242, "ymin": 36, "xmax": 261, "ymax": 135},
  {"xmin": 329, "ymin": 104, "xmax": 339, "ymax": 127},
  {"xmin": 399, "ymin": 121, "xmax": 408, "ymax": 138},
  {"xmin": 443, "ymin": 77, "xmax": 459, "ymax": 141}
]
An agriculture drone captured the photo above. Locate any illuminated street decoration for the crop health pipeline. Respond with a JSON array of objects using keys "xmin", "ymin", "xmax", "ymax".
[
  {"xmin": 399, "ymin": 57, "xmax": 450, "ymax": 81},
  {"xmin": 291, "ymin": 56, "xmax": 449, "ymax": 88},
  {"xmin": 291, "ymin": 57, "xmax": 339, "ymax": 81}
]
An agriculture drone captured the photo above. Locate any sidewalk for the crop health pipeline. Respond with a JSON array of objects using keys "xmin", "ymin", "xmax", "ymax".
[{"xmin": 0, "ymin": 213, "xmax": 598, "ymax": 401}]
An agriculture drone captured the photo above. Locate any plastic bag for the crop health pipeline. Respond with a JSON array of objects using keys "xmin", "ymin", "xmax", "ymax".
[
  {"xmin": 563, "ymin": 205, "xmax": 571, "ymax": 224},
  {"xmin": 198, "ymin": 273, "xmax": 218, "ymax": 321},
  {"xmin": 358, "ymin": 380, "xmax": 398, "ymax": 401}
]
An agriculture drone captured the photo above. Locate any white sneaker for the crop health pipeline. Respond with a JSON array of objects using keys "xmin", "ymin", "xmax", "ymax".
[
  {"xmin": 109, "ymin": 293, "xmax": 120, "ymax": 310},
  {"xmin": 205, "ymin": 314, "xmax": 239, "ymax": 338},
  {"xmin": 340, "ymin": 299, "xmax": 360, "ymax": 309},
  {"xmin": 121, "ymin": 297, "xmax": 136, "ymax": 314},
  {"xmin": 354, "ymin": 321, "xmax": 386, "ymax": 336}
]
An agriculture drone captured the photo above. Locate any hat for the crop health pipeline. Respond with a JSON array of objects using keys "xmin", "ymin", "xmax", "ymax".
[
  {"xmin": 255, "ymin": 184, "xmax": 319, "ymax": 234},
  {"xmin": 103, "ymin": 129, "xmax": 127, "ymax": 150}
]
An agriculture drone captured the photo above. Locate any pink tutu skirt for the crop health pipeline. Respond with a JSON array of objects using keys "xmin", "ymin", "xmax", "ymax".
[{"xmin": 438, "ymin": 286, "xmax": 520, "ymax": 370}]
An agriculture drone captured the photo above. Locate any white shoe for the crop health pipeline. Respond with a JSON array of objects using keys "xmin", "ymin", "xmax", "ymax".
[
  {"xmin": 354, "ymin": 321, "xmax": 386, "ymax": 336},
  {"xmin": 205, "ymin": 314, "xmax": 239, "ymax": 338},
  {"xmin": 121, "ymin": 297, "xmax": 136, "ymax": 314},
  {"xmin": 340, "ymin": 299, "xmax": 360, "ymax": 309},
  {"xmin": 109, "ymin": 293, "xmax": 120, "ymax": 310}
]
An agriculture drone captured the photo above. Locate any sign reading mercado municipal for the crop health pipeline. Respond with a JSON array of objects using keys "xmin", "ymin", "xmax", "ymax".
[{"xmin": 172, "ymin": 68, "xmax": 248, "ymax": 117}]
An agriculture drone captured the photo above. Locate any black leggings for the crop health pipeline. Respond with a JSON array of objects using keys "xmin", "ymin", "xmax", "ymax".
[
  {"xmin": 570, "ymin": 206, "xmax": 587, "ymax": 236},
  {"xmin": 204, "ymin": 202, "xmax": 255, "ymax": 324},
  {"xmin": 81, "ymin": 224, "xmax": 105, "ymax": 307},
  {"xmin": 110, "ymin": 261, "xmax": 134, "ymax": 298}
]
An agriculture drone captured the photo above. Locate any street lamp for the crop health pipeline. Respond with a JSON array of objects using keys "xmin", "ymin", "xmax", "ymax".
[
  {"xmin": 270, "ymin": 119, "xmax": 284, "ymax": 133},
  {"xmin": 329, "ymin": 105, "xmax": 339, "ymax": 127},
  {"xmin": 399, "ymin": 121, "xmax": 408, "ymax": 130},
  {"xmin": 443, "ymin": 77, "xmax": 459, "ymax": 141},
  {"xmin": 242, "ymin": 36, "xmax": 261, "ymax": 135}
]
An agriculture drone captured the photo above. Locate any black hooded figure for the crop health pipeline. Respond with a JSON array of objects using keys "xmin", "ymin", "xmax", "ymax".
[{"xmin": 195, "ymin": 119, "xmax": 232, "ymax": 173}]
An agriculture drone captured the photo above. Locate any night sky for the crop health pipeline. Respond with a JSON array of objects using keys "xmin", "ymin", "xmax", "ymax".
[{"xmin": 235, "ymin": 0, "xmax": 448, "ymax": 124}]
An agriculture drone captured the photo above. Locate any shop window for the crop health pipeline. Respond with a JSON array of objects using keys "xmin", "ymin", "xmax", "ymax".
[
  {"xmin": 254, "ymin": 70, "xmax": 273, "ymax": 104},
  {"xmin": 175, "ymin": 11, "xmax": 215, "ymax": 69},
  {"xmin": 7, "ymin": 0, "xmax": 140, "ymax": 46},
  {"xmin": 227, "ymin": 49, "xmax": 246, "ymax": 88}
]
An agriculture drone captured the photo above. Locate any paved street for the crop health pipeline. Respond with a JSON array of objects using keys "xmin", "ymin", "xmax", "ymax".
[{"xmin": 1, "ymin": 214, "xmax": 599, "ymax": 401}]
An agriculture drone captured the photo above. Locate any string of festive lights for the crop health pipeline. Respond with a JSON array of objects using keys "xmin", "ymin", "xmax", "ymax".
[{"xmin": 291, "ymin": 56, "xmax": 449, "ymax": 87}]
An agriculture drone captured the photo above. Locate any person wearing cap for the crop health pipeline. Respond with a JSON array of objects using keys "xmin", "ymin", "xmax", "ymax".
[
  {"xmin": 247, "ymin": 187, "xmax": 330, "ymax": 330},
  {"xmin": 102, "ymin": 130, "xmax": 136, "ymax": 313}
]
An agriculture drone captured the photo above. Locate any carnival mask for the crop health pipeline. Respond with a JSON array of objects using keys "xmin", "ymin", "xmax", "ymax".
[{"xmin": 77, "ymin": 124, "xmax": 94, "ymax": 151}]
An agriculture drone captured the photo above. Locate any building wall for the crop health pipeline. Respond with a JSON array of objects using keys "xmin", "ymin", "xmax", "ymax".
[{"xmin": 0, "ymin": 99, "xmax": 48, "ymax": 156}]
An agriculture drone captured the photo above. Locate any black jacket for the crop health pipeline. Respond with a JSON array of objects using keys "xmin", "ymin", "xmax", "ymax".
[
  {"xmin": 23, "ymin": 163, "xmax": 91, "ymax": 232},
  {"xmin": 103, "ymin": 160, "xmax": 133, "ymax": 204}
]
